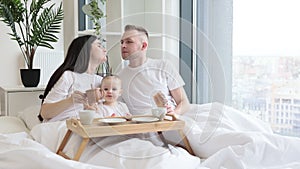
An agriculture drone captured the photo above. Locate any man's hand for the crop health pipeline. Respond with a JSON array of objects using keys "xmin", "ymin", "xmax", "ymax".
[{"xmin": 166, "ymin": 104, "xmax": 175, "ymax": 115}]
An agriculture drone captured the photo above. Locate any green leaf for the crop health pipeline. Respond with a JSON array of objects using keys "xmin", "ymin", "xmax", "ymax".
[{"xmin": 0, "ymin": 0, "xmax": 63, "ymax": 68}]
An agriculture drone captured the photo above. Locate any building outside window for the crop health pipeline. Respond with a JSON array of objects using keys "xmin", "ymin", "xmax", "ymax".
[{"xmin": 232, "ymin": 0, "xmax": 300, "ymax": 137}]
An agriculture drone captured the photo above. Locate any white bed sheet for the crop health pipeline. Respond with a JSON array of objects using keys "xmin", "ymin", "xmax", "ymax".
[
  {"xmin": 0, "ymin": 132, "xmax": 112, "ymax": 169},
  {"xmin": 29, "ymin": 121, "xmax": 202, "ymax": 169},
  {"xmin": 1, "ymin": 102, "xmax": 300, "ymax": 169},
  {"xmin": 0, "ymin": 115, "xmax": 203, "ymax": 169},
  {"xmin": 179, "ymin": 102, "xmax": 300, "ymax": 169}
]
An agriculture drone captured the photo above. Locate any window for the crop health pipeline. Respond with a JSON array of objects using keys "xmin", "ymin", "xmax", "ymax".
[
  {"xmin": 181, "ymin": 0, "xmax": 300, "ymax": 137},
  {"xmin": 233, "ymin": 0, "xmax": 300, "ymax": 137},
  {"xmin": 180, "ymin": 0, "xmax": 232, "ymax": 104}
]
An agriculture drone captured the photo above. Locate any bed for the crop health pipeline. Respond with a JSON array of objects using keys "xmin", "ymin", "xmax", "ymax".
[{"xmin": 1, "ymin": 103, "xmax": 300, "ymax": 169}]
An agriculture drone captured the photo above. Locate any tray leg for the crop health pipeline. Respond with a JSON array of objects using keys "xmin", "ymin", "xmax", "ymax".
[
  {"xmin": 73, "ymin": 138, "xmax": 89, "ymax": 161},
  {"xmin": 157, "ymin": 131, "xmax": 174, "ymax": 154},
  {"xmin": 178, "ymin": 129, "xmax": 194, "ymax": 155},
  {"xmin": 56, "ymin": 129, "xmax": 72, "ymax": 159}
]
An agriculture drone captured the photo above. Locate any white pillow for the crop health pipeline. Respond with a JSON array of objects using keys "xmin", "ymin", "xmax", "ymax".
[
  {"xmin": 30, "ymin": 121, "xmax": 67, "ymax": 152},
  {"xmin": 17, "ymin": 105, "xmax": 41, "ymax": 130},
  {"xmin": 0, "ymin": 116, "xmax": 29, "ymax": 134}
]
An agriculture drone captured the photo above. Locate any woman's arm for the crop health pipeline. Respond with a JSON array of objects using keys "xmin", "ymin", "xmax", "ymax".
[
  {"xmin": 40, "ymin": 91, "xmax": 87, "ymax": 120},
  {"xmin": 169, "ymin": 87, "xmax": 190, "ymax": 115}
]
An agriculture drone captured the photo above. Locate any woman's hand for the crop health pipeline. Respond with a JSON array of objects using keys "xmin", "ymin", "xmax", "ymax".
[
  {"xmin": 41, "ymin": 90, "xmax": 87, "ymax": 120},
  {"xmin": 70, "ymin": 90, "xmax": 88, "ymax": 104},
  {"xmin": 83, "ymin": 102, "xmax": 98, "ymax": 111}
]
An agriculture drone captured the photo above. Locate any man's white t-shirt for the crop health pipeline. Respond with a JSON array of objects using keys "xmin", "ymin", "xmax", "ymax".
[
  {"xmin": 117, "ymin": 58, "xmax": 185, "ymax": 115},
  {"xmin": 44, "ymin": 71, "xmax": 102, "ymax": 122}
]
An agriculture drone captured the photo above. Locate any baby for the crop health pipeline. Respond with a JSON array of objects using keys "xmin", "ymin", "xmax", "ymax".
[{"xmin": 85, "ymin": 75, "xmax": 131, "ymax": 118}]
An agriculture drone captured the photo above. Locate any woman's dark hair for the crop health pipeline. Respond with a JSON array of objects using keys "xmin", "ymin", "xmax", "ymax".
[{"xmin": 38, "ymin": 35, "xmax": 97, "ymax": 121}]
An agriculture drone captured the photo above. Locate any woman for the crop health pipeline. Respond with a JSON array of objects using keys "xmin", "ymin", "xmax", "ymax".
[{"xmin": 39, "ymin": 35, "xmax": 107, "ymax": 122}]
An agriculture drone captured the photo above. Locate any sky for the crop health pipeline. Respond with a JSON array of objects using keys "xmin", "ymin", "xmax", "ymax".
[{"xmin": 233, "ymin": 0, "xmax": 300, "ymax": 57}]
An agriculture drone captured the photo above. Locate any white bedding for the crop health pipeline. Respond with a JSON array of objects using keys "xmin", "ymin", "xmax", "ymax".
[
  {"xmin": 1, "ymin": 102, "xmax": 300, "ymax": 169},
  {"xmin": 29, "ymin": 121, "xmax": 202, "ymax": 169},
  {"xmin": 180, "ymin": 102, "xmax": 300, "ymax": 169},
  {"xmin": 0, "ymin": 132, "xmax": 112, "ymax": 169},
  {"xmin": 0, "ymin": 119, "xmax": 202, "ymax": 169}
]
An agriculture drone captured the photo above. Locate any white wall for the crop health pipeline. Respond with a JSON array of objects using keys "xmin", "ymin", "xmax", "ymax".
[
  {"xmin": 105, "ymin": 0, "xmax": 180, "ymax": 72},
  {"xmin": 0, "ymin": 0, "xmax": 179, "ymax": 87},
  {"xmin": 0, "ymin": 22, "xmax": 23, "ymax": 86}
]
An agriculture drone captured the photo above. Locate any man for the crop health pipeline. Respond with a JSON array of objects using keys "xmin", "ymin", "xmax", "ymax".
[{"xmin": 117, "ymin": 24, "xmax": 190, "ymax": 116}]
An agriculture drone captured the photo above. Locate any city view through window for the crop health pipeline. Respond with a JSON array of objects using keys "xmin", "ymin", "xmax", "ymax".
[{"xmin": 232, "ymin": 0, "xmax": 300, "ymax": 137}]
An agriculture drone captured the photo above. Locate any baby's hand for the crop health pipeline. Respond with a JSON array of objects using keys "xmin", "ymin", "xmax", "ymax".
[{"xmin": 125, "ymin": 113, "xmax": 132, "ymax": 120}]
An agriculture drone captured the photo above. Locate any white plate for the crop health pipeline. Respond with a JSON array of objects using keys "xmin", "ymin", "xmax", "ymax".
[
  {"xmin": 98, "ymin": 118, "xmax": 126, "ymax": 124},
  {"xmin": 132, "ymin": 117, "xmax": 160, "ymax": 123}
]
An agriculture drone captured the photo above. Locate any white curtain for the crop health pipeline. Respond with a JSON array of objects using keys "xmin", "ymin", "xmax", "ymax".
[{"xmin": 194, "ymin": 0, "xmax": 233, "ymax": 105}]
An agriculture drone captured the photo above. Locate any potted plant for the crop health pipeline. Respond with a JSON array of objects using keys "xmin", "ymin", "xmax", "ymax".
[
  {"xmin": 82, "ymin": 0, "xmax": 105, "ymax": 38},
  {"xmin": 0, "ymin": 0, "xmax": 63, "ymax": 87},
  {"xmin": 82, "ymin": 0, "xmax": 112, "ymax": 76}
]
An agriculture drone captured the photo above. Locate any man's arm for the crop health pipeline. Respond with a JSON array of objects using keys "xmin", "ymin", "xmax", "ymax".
[{"xmin": 170, "ymin": 87, "xmax": 190, "ymax": 115}]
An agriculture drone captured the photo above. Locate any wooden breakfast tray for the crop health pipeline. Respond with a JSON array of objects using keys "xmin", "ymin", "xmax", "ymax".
[{"xmin": 56, "ymin": 115, "xmax": 194, "ymax": 161}]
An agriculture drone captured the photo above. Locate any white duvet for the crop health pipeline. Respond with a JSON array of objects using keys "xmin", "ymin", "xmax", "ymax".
[
  {"xmin": 180, "ymin": 102, "xmax": 300, "ymax": 169},
  {"xmin": 1, "ymin": 121, "xmax": 202, "ymax": 169},
  {"xmin": 1, "ymin": 102, "xmax": 300, "ymax": 169},
  {"xmin": 0, "ymin": 132, "xmax": 112, "ymax": 169}
]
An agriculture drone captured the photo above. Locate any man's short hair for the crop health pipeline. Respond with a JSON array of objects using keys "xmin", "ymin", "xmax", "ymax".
[{"xmin": 124, "ymin": 24, "xmax": 149, "ymax": 39}]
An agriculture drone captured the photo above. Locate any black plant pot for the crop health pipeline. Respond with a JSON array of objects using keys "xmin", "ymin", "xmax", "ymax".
[{"xmin": 20, "ymin": 69, "xmax": 40, "ymax": 87}]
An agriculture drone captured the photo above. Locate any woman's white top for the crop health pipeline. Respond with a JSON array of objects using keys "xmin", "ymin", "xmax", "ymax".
[
  {"xmin": 97, "ymin": 101, "xmax": 130, "ymax": 118},
  {"xmin": 117, "ymin": 58, "xmax": 185, "ymax": 115},
  {"xmin": 44, "ymin": 71, "xmax": 102, "ymax": 122}
]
